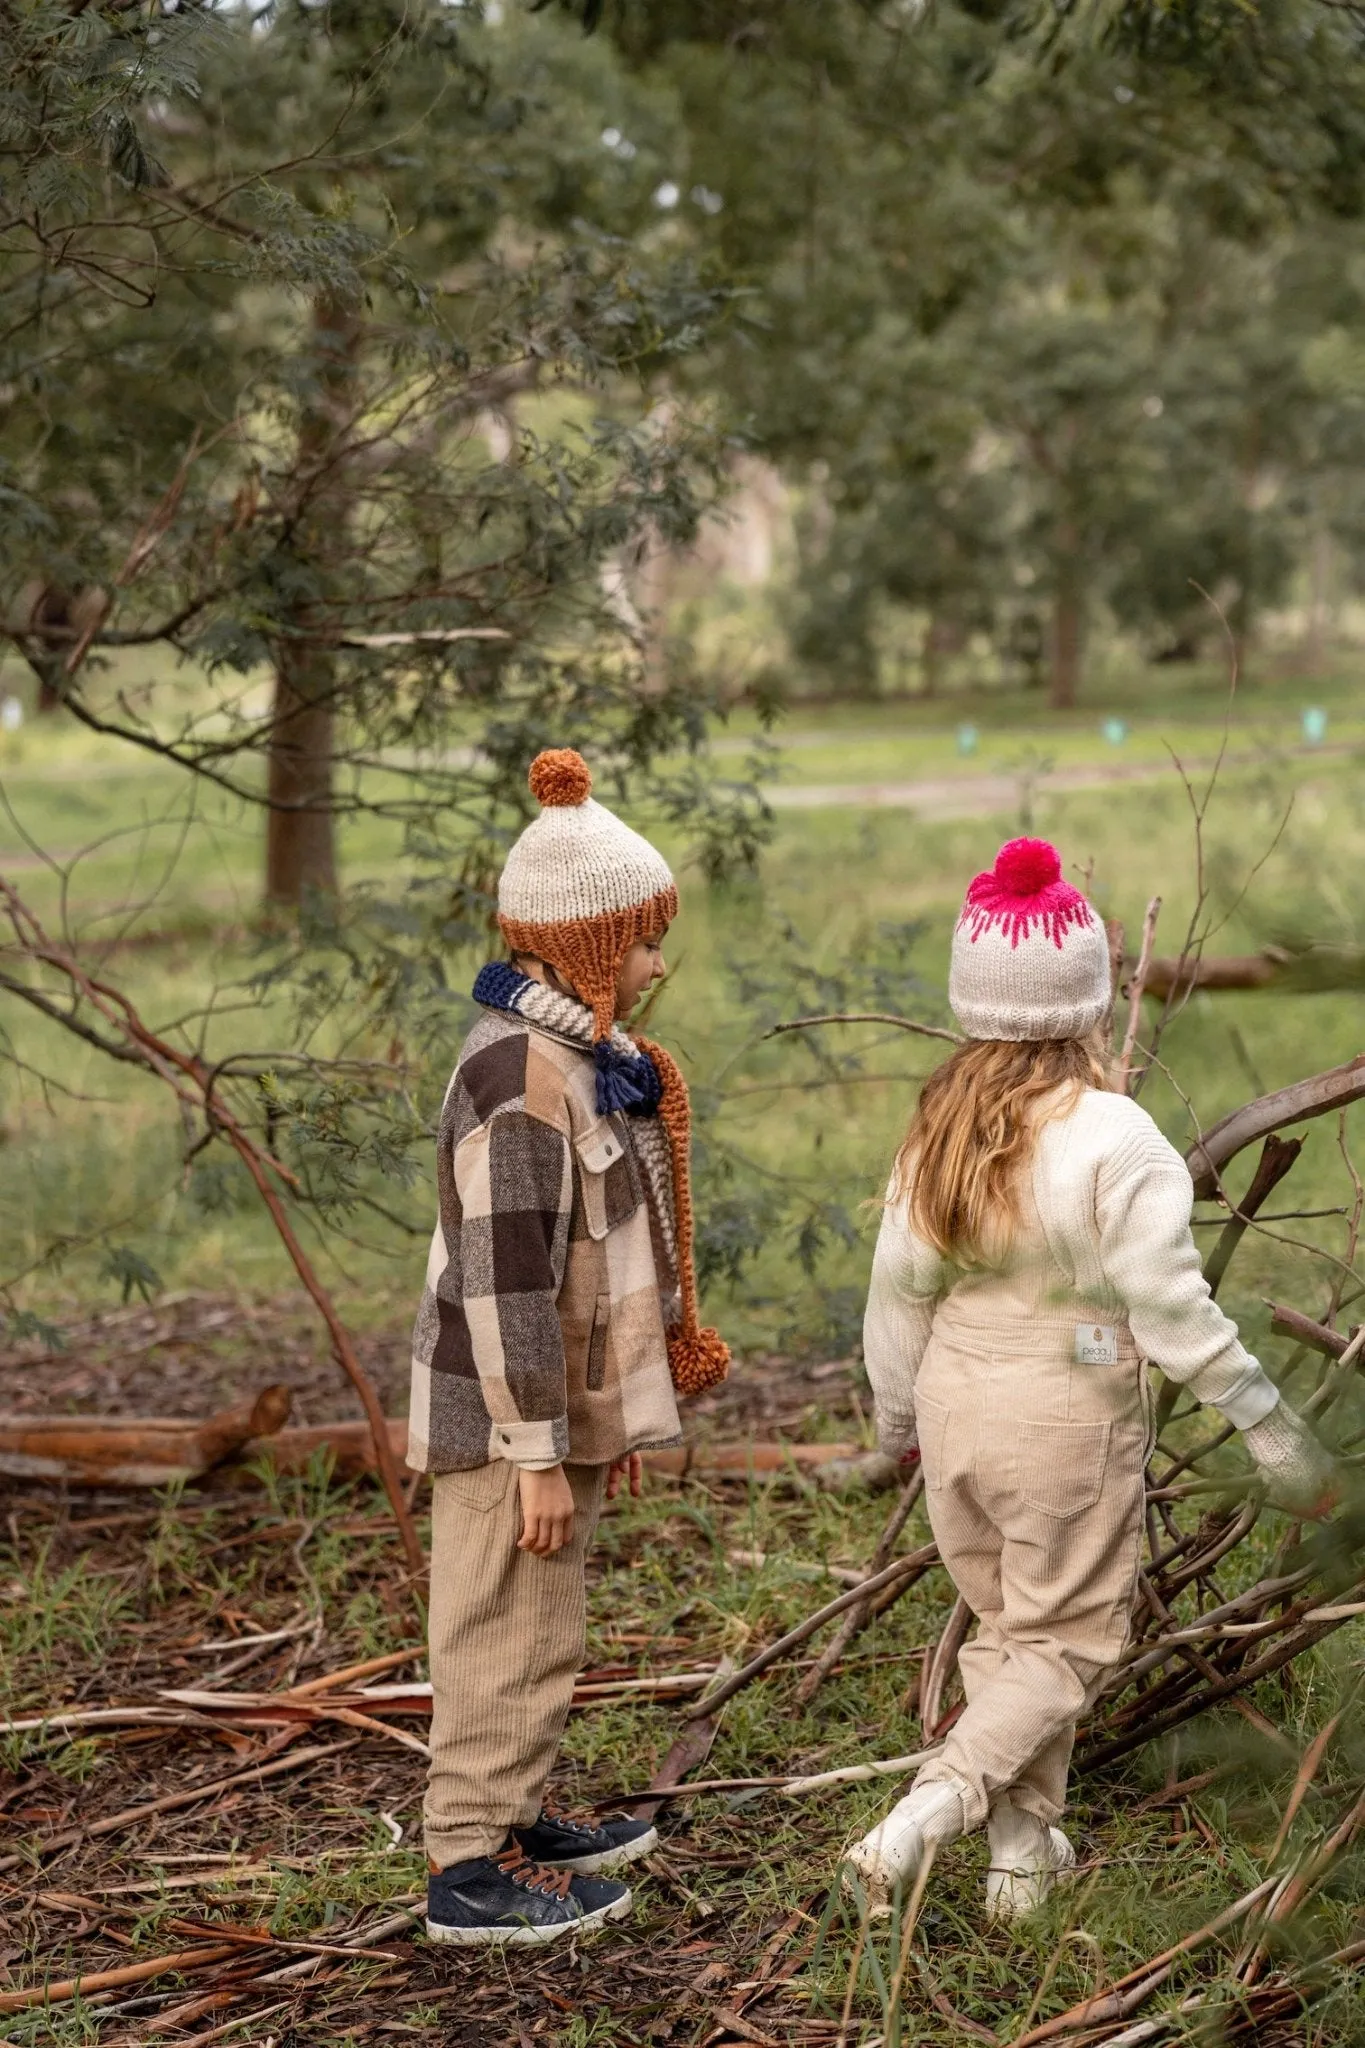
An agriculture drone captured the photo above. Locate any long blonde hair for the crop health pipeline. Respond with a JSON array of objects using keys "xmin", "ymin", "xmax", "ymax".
[{"xmin": 893, "ymin": 1034, "xmax": 1112, "ymax": 1265}]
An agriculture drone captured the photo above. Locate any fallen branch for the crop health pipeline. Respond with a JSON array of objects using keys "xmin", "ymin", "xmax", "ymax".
[
  {"xmin": 762, "ymin": 1011, "xmax": 963, "ymax": 1048},
  {"xmin": 729, "ymin": 1548, "xmax": 869, "ymax": 1589},
  {"xmin": 1202, "ymin": 1135, "xmax": 1303, "ymax": 1298},
  {"xmin": 795, "ymin": 1468, "xmax": 925, "ymax": 1705},
  {"xmin": 1079, "ymin": 1604, "xmax": 1361, "ymax": 1773},
  {"xmin": 682, "ymin": 1543, "xmax": 940, "ymax": 1720},
  {"xmin": 0, "ymin": 1736, "xmax": 355, "ymax": 1875},
  {"xmin": 1187, "ymin": 1052, "xmax": 1365, "ymax": 1200},
  {"xmin": 1268, "ymin": 1302, "xmax": 1353, "ymax": 1360},
  {"xmin": 0, "ymin": 1941, "xmax": 244, "ymax": 2015},
  {"xmin": 0, "ymin": 1387, "xmax": 292, "ymax": 1486},
  {"xmin": 0, "ymin": 1414, "xmax": 869, "ymax": 1487},
  {"xmin": 606, "ymin": 1749, "xmax": 945, "ymax": 1808},
  {"xmin": 623, "ymin": 1656, "xmax": 737, "ymax": 1822},
  {"xmin": 1141, "ymin": 952, "xmax": 1282, "ymax": 999},
  {"xmin": 0, "ymin": 877, "xmax": 423, "ymax": 1578},
  {"xmin": 1117, "ymin": 897, "xmax": 1161, "ymax": 1091},
  {"xmin": 1008, "ymin": 1875, "xmax": 1279, "ymax": 2046}
]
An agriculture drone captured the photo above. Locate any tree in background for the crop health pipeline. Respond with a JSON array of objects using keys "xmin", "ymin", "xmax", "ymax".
[
  {"xmin": 579, "ymin": 0, "xmax": 1365, "ymax": 703},
  {"xmin": 1, "ymin": 0, "xmax": 754, "ymax": 909}
]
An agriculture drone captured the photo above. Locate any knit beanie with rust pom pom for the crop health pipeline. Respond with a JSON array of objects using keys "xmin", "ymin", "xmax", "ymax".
[
  {"xmin": 498, "ymin": 748, "xmax": 678, "ymax": 1044},
  {"xmin": 949, "ymin": 837, "xmax": 1112, "ymax": 1042}
]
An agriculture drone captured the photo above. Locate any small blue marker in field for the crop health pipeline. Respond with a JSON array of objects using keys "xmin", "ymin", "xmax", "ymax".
[
  {"xmin": 956, "ymin": 723, "xmax": 978, "ymax": 756},
  {"xmin": 1102, "ymin": 717, "xmax": 1127, "ymax": 746},
  {"xmin": 1302, "ymin": 706, "xmax": 1328, "ymax": 745}
]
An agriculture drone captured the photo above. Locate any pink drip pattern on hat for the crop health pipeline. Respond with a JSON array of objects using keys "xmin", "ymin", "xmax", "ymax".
[{"xmin": 959, "ymin": 838, "xmax": 1096, "ymax": 951}]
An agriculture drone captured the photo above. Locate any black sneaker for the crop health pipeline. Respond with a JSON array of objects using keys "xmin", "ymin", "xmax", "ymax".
[
  {"xmin": 513, "ymin": 1800, "xmax": 659, "ymax": 1875},
  {"xmin": 426, "ymin": 1842, "xmax": 632, "ymax": 1947}
]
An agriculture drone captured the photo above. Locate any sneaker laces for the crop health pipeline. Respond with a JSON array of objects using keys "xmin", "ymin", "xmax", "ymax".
[
  {"xmin": 541, "ymin": 1796, "xmax": 597, "ymax": 1837},
  {"xmin": 492, "ymin": 1844, "xmax": 573, "ymax": 1900}
]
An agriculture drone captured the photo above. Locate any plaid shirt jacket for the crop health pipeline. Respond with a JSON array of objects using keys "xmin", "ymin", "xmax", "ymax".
[{"xmin": 407, "ymin": 1009, "xmax": 683, "ymax": 1472}]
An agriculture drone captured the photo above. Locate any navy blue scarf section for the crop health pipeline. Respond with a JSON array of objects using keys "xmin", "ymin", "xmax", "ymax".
[{"xmin": 472, "ymin": 962, "xmax": 663, "ymax": 1119}]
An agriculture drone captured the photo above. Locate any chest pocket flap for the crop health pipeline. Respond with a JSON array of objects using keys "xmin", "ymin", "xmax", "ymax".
[{"xmin": 573, "ymin": 1119, "xmax": 637, "ymax": 1241}]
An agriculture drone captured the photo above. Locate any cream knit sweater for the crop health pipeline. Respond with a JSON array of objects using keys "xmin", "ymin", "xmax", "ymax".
[{"xmin": 864, "ymin": 1088, "xmax": 1281, "ymax": 1457}]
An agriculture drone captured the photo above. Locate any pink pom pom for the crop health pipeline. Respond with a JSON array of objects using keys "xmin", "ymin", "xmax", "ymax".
[{"xmin": 992, "ymin": 837, "xmax": 1062, "ymax": 898}]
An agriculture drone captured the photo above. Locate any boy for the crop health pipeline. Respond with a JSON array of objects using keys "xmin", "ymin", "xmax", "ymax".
[{"xmin": 409, "ymin": 748, "xmax": 728, "ymax": 1946}]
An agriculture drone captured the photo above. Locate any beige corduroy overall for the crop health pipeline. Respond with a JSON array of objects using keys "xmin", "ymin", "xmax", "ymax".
[{"xmin": 910, "ymin": 1197, "xmax": 1152, "ymax": 1831}]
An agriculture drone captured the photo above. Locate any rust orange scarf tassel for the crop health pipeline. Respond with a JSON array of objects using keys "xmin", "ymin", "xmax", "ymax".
[{"xmin": 632, "ymin": 1033, "xmax": 730, "ymax": 1396}]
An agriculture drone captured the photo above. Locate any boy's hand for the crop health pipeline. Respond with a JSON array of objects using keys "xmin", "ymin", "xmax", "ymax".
[
  {"xmin": 517, "ymin": 1465, "xmax": 575, "ymax": 1555},
  {"xmin": 607, "ymin": 1451, "xmax": 643, "ymax": 1502}
]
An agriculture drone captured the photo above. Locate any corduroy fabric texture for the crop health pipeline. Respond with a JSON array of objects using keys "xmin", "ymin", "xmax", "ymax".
[
  {"xmin": 908, "ymin": 1273, "xmax": 1151, "ymax": 1831},
  {"xmin": 498, "ymin": 749, "xmax": 678, "ymax": 1042},
  {"xmin": 424, "ymin": 1458, "xmax": 607, "ymax": 1866},
  {"xmin": 949, "ymin": 838, "xmax": 1112, "ymax": 1042},
  {"xmin": 407, "ymin": 1009, "xmax": 683, "ymax": 1473}
]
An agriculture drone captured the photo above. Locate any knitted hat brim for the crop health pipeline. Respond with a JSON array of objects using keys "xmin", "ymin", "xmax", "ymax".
[
  {"xmin": 499, "ymin": 884, "xmax": 678, "ymax": 1041},
  {"xmin": 949, "ymin": 992, "xmax": 1113, "ymax": 1043}
]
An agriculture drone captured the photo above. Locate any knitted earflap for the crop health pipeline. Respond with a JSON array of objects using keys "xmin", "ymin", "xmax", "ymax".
[
  {"xmin": 497, "ymin": 749, "xmax": 678, "ymax": 1045},
  {"xmin": 631, "ymin": 1032, "xmax": 730, "ymax": 1396}
]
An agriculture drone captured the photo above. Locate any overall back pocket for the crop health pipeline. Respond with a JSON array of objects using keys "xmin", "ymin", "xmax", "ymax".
[{"xmin": 1015, "ymin": 1418, "xmax": 1110, "ymax": 1519}]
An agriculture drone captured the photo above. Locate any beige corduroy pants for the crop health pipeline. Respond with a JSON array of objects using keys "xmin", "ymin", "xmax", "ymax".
[
  {"xmin": 911, "ymin": 1285, "xmax": 1151, "ymax": 1830},
  {"xmin": 425, "ymin": 1459, "xmax": 607, "ymax": 1867}
]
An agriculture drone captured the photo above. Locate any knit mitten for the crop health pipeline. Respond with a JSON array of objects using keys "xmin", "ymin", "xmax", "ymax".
[{"xmin": 1243, "ymin": 1402, "xmax": 1338, "ymax": 1519}]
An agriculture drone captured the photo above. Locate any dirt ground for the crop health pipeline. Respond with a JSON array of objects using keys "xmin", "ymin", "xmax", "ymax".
[{"xmin": 1, "ymin": 1296, "xmax": 874, "ymax": 2048}]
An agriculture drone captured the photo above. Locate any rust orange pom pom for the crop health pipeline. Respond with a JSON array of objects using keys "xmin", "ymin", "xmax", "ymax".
[
  {"xmin": 528, "ymin": 748, "xmax": 593, "ymax": 808},
  {"xmin": 667, "ymin": 1326, "xmax": 731, "ymax": 1396}
]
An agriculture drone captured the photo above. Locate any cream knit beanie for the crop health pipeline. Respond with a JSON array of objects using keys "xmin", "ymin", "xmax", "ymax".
[
  {"xmin": 948, "ymin": 838, "xmax": 1111, "ymax": 1042},
  {"xmin": 498, "ymin": 749, "xmax": 678, "ymax": 1041}
]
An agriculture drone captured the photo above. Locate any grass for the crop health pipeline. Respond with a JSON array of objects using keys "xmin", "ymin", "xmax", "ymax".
[
  {"xmin": 3, "ymin": 656, "xmax": 1365, "ymax": 2037},
  {"xmin": 3, "ymin": 1428, "xmax": 1365, "ymax": 2044},
  {"xmin": 2, "ymin": 658, "xmax": 1365, "ymax": 1353}
]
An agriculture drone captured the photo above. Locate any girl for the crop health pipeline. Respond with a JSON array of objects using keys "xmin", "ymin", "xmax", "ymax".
[{"xmin": 850, "ymin": 837, "xmax": 1335, "ymax": 1919}]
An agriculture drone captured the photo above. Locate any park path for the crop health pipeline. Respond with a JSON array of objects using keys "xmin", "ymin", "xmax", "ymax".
[{"xmin": 763, "ymin": 740, "xmax": 1354, "ymax": 817}]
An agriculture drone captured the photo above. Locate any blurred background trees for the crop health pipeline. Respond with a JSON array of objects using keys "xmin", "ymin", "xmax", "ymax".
[{"xmin": 9, "ymin": 0, "xmax": 1365, "ymax": 778}]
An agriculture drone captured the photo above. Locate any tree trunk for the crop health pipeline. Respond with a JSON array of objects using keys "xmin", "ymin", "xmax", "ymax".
[
  {"xmin": 1050, "ymin": 537, "xmax": 1083, "ymax": 710},
  {"xmin": 264, "ymin": 298, "xmax": 360, "ymax": 911},
  {"xmin": 264, "ymin": 639, "xmax": 339, "ymax": 906}
]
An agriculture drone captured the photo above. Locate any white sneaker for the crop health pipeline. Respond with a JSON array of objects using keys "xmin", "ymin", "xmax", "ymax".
[
  {"xmin": 984, "ymin": 1799, "xmax": 1076, "ymax": 1921},
  {"xmin": 844, "ymin": 1778, "xmax": 966, "ymax": 1908}
]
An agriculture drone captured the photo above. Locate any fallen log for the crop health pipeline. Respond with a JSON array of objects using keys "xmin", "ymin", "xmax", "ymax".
[
  {"xmin": 1140, "ymin": 952, "xmax": 1282, "ymax": 999},
  {"xmin": 1138, "ymin": 947, "xmax": 1365, "ymax": 1001},
  {"xmin": 0, "ymin": 1386, "xmax": 292, "ymax": 1486},
  {"xmin": 0, "ymin": 1411, "xmax": 866, "ymax": 1487}
]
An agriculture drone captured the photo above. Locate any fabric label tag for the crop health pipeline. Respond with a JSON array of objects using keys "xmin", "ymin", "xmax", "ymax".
[{"xmin": 1075, "ymin": 1323, "xmax": 1119, "ymax": 1366}]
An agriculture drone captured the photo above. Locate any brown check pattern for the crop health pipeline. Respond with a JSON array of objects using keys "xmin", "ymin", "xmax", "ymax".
[{"xmin": 407, "ymin": 1009, "xmax": 683, "ymax": 1472}]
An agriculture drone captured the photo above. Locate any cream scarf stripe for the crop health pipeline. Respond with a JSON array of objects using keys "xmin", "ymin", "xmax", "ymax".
[{"xmin": 502, "ymin": 979, "xmax": 681, "ymax": 1286}]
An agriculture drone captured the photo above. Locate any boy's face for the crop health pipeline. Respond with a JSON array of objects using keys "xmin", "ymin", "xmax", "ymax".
[{"xmin": 615, "ymin": 927, "xmax": 668, "ymax": 1021}]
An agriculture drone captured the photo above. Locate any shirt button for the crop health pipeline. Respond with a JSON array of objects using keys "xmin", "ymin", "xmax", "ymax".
[{"xmin": 500, "ymin": 1433, "xmax": 510, "ymax": 1446}]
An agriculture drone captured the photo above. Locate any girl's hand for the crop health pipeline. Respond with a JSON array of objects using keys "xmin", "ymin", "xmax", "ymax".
[
  {"xmin": 1243, "ymin": 1404, "xmax": 1339, "ymax": 1521},
  {"xmin": 517, "ymin": 1465, "xmax": 575, "ymax": 1555},
  {"xmin": 607, "ymin": 1451, "xmax": 643, "ymax": 1502}
]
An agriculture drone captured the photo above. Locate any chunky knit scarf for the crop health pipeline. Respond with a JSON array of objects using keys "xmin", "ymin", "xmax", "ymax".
[{"xmin": 471, "ymin": 963, "xmax": 729, "ymax": 1396}]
